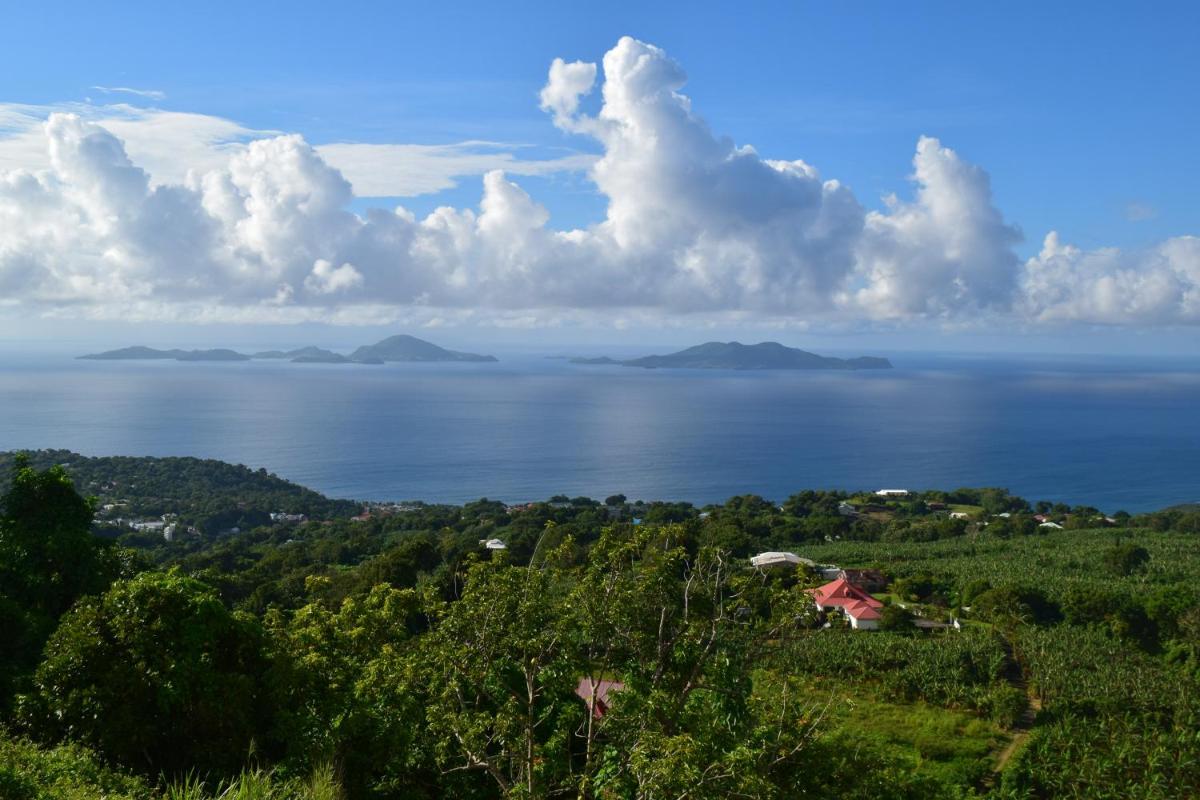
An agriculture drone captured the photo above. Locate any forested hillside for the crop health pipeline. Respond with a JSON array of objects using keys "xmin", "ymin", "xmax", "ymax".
[
  {"xmin": 1, "ymin": 455, "xmax": 1198, "ymax": 799},
  {"xmin": 0, "ymin": 450, "xmax": 360, "ymax": 535}
]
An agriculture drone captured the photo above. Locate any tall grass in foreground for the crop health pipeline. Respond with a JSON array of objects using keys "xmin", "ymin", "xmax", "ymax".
[{"xmin": 164, "ymin": 764, "xmax": 341, "ymax": 800}]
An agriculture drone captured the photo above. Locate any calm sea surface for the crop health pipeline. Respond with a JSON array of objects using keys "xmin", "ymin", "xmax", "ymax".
[{"xmin": 1, "ymin": 351, "xmax": 1198, "ymax": 512}]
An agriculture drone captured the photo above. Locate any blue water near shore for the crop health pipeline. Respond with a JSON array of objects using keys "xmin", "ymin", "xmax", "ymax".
[{"xmin": 1, "ymin": 350, "xmax": 1198, "ymax": 512}]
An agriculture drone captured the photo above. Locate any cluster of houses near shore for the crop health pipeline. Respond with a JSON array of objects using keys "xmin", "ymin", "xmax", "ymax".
[
  {"xmin": 95, "ymin": 505, "xmax": 316, "ymax": 541},
  {"xmin": 95, "ymin": 504, "xmax": 189, "ymax": 541},
  {"xmin": 843, "ymin": 488, "xmax": 1118, "ymax": 531}
]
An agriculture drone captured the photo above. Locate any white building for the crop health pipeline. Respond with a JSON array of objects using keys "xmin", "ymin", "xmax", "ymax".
[
  {"xmin": 749, "ymin": 551, "xmax": 813, "ymax": 569},
  {"xmin": 481, "ymin": 538, "xmax": 508, "ymax": 550}
]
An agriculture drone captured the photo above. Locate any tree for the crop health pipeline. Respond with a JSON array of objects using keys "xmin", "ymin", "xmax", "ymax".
[
  {"xmin": 566, "ymin": 525, "xmax": 819, "ymax": 799},
  {"xmin": 979, "ymin": 488, "xmax": 1025, "ymax": 516},
  {"xmin": 891, "ymin": 573, "xmax": 951, "ymax": 605},
  {"xmin": 26, "ymin": 570, "xmax": 268, "ymax": 778},
  {"xmin": 415, "ymin": 525, "xmax": 822, "ymax": 798},
  {"xmin": 972, "ymin": 586, "xmax": 1060, "ymax": 627},
  {"xmin": 957, "ymin": 579, "xmax": 992, "ymax": 608},
  {"xmin": 604, "ymin": 494, "xmax": 626, "ymax": 507},
  {"xmin": 0, "ymin": 454, "xmax": 107, "ymax": 618},
  {"xmin": 879, "ymin": 604, "xmax": 914, "ymax": 631},
  {"xmin": 0, "ymin": 456, "xmax": 131, "ymax": 713},
  {"xmin": 267, "ymin": 584, "xmax": 436, "ymax": 797},
  {"xmin": 1061, "ymin": 585, "xmax": 1122, "ymax": 626},
  {"xmin": 418, "ymin": 549, "xmax": 577, "ymax": 797},
  {"xmin": 1103, "ymin": 542, "xmax": 1150, "ymax": 576}
]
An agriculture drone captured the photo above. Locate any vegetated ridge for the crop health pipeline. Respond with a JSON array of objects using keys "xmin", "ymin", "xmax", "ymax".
[
  {"xmin": 347, "ymin": 334, "xmax": 497, "ymax": 363},
  {"xmin": 78, "ymin": 346, "xmax": 250, "ymax": 362},
  {"xmin": 78, "ymin": 334, "xmax": 496, "ymax": 364},
  {"xmin": 571, "ymin": 341, "xmax": 892, "ymax": 370}
]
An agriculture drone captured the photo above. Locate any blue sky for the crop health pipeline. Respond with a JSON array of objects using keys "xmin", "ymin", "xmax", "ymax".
[{"xmin": 0, "ymin": 2, "xmax": 1197, "ymax": 351}]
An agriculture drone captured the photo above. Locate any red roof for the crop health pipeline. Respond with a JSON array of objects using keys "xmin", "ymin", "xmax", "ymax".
[
  {"xmin": 575, "ymin": 678, "xmax": 625, "ymax": 718},
  {"xmin": 810, "ymin": 577, "xmax": 883, "ymax": 621}
]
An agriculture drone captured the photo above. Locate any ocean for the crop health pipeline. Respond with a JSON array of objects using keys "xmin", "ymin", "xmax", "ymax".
[{"xmin": 1, "ymin": 350, "xmax": 1198, "ymax": 513}]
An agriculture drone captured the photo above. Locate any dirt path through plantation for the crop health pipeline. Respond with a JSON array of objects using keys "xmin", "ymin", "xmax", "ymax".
[
  {"xmin": 981, "ymin": 634, "xmax": 1041, "ymax": 791},
  {"xmin": 992, "ymin": 692, "xmax": 1041, "ymax": 773}
]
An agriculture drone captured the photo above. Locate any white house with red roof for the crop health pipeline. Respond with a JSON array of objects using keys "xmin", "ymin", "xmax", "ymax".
[{"xmin": 810, "ymin": 577, "xmax": 884, "ymax": 630}]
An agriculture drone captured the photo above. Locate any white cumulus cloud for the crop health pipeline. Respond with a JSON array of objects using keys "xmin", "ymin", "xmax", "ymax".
[
  {"xmin": 0, "ymin": 36, "xmax": 1194, "ymax": 331},
  {"xmin": 0, "ymin": 103, "xmax": 592, "ymax": 198},
  {"xmin": 851, "ymin": 136, "xmax": 1022, "ymax": 319},
  {"xmin": 1021, "ymin": 232, "xmax": 1200, "ymax": 325},
  {"xmin": 305, "ymin": 259, "xmax": 364, "ymax": 295}
]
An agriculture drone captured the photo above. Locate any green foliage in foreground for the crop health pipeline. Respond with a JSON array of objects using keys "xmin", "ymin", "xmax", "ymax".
[
  {"xmin": 0, "ymin": 735, "xmax": 339, "ymax": 800},
  {"xmin": 24, "ymin": 570, "xmax": 269, "ymax": 777},
  {"xmin": 162, "ymin": 765, "xmax": 341, "ymax": 800},
  {"xmin": 996, "ymin": 712, "xmax": 1200, "ymax": 800},
  {"xmin": 5, "ymin": 456, "xmax": 1200, "ymax": 799},
  {"xmin": 0, "ymin": 734, "xmax": 152, "ymax": 800},
  {"xmin": 992, "ymin": 629, "xmax": 1200, "ymax": 799},
  {"xmin": 0, "ymin": 455, "xmax": 136, "ymax": 712}
]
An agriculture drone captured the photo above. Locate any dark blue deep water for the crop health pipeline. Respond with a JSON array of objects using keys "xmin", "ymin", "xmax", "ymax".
[{"xmin": 1, "ymin": 351, "xmax": 1198, "ymax": 512}]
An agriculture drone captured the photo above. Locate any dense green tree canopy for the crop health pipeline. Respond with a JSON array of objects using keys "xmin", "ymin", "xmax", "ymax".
[
  {"xmin": 27, "ymin": 570, "xmax": 268, "ymax": 777},
  {"xmin": 0, "ymin": 454, "xmax": 105, "ymax": 618}
]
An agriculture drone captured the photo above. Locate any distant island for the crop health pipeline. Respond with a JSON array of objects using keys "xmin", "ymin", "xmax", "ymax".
[
  {"xmin": 348, "ymin": 334, "xmax": 497, "ymax": 363},
  {"xmin": 568, "ymin": 356, "xmax": 622, "ymax": 365},
  {"xmin": 79, "ymin": 346, "xmax": 250, "ymax": 362},
  {"xmin": 251, "ymin": 346, "xmax": 347, "ymax": 362},
  {"xmin": 570, "ymin": 341, "xmax": 892, "ymax": 370},
  {"xmin": 79, "ymin": 335, "xmax": 496, "ymax": 364}
]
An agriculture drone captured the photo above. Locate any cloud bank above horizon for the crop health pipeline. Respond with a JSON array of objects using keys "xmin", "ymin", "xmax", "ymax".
[{"xmin": 0, "ymin": 36, "xmax": 1196, "ymax": 330}]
